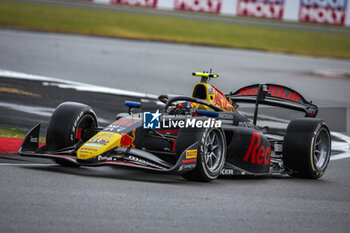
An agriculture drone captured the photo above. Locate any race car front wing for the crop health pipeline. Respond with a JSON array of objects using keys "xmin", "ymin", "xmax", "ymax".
[{"xmin": 18, "ymin": 124, "xmax": 198, "ymax": 175}]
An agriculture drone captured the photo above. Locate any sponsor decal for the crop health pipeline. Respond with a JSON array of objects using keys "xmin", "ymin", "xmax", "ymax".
[
  {"xmin": 238, "ymin": 85, "xmax": 301, "ymax": 103},
  {"xmin": 186, "ymin": 149, "xmax": 198, "ymax": 159},
  {"xmin": 78, "ymin": 147, "xmax": 98, "ymax": 158},
  {"xmin": 218, "ymin": 113, "xmax": 234, "ymax": 119},
  {"xmin": 178, "ymin": 163, "xmax": 196, "ymax": 172},
  {"xmin": 79, "ymin": 147, "xmax": 98, "ymax": 152},
  {"xmin": 88, "ymin": 138, "xmax": 109, "ymax": 145},
  {"xmin": 299, "ymin": 0, "xmax": 348, "ymax": 25},
  {"xmin": 78, "ymin": 153, "xmax": 90, "ymax": 158},
  {"xmin": 174, "ymin": 0, "xmax": 223, "ymax": 14},
  {"xmin": 84, "ymin": 143, "xmax": 102, "ymax": 148},
  {"xmin": 98, "ymin": 132, "xmax": 115, "ymax": 138},
  {"xmin": 97, "ymin": 155, "xmax": 119, "ymax": 161},
  {"xmin": 237, "ymin": 0, "xmax": 286, "ymax": 20},
  {"xmin": 30, "ymin": 136, "xmax": 38, "ymax": 143},
  {"xmin": 243, "ymin": 131, "xmax": 271, "ymax": 165},
  {"xmin": 200, "ymin": 128, "xmax": 207, "ymax": 164},
  {"xmin": 220, "ymin": 169, "xmax": 235, "ymax": 175},
  {"xmin": 114, "ymin": 120, "xmax": 135, "ymax": 127},
  {"xmin": 143, "ymin": 110, "xmax": 161, "ymax": 129},
  {"xmin": 98, "ymin": 155, "xmax": 163, "ymax": 170},
  {"xmin": 127, "ymin": 155, "xmax": 164, "ymax": 169},
  {"xmin": 79, "ymin": 151, "xmax": 92, "ymax": 155},
  {"xmin": 120, "ymin": 129, "xmax": 136, "ymax": 148},
  {"xmin": 110, "ymin": 0, "xmax": 158, "ymax": 8},
  {"xmin": 238, "ymin": 87, "xmax": 259, "ymax": 96},
  {"xmin": 238, "ymin": 121, "xmax": 254, "ymax": 128},
  {"xmin": 71, "ymin": 111, "xmax": 84, "ymax": 141},
  {"xmin": 103, "ymin": 124, "xmax": 127, "ymax": 133}
]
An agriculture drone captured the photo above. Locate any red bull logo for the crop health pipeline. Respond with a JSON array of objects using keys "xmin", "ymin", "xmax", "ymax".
[
  {"xmin": 120, "ymin": 129, "xmax": 136, "ymax": 148},
  {"xmin": 243, "ymin": 131, "xmax": 271, "ymax": 165},
  {"xmin": 212, "ymin": 86, "xmax": 234, "ymax": 112},
  {"xmin": 238, "ymin": 85, "xmax": 301, "ymax": 103}
]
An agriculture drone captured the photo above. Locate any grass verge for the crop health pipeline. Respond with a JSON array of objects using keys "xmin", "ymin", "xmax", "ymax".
[
  {"xmin": 0, "ymin": 127, "xmax": 45, "ymax": 143},
  {"xmin": 0, "ymin": 1, "xmax": 349, "ymax": 58}
]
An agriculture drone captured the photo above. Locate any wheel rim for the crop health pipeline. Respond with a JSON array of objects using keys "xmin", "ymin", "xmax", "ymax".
[
  {"xmin": 75, "ymin": 114, "xmax": 97, "ymax": 143},
  {"xmin": 313, "ymin": 129, "xmax": 330, "ymax": 170},
  {"xmin": 204, "ymin": 129, "xmax": 224, "ymax": 173}
]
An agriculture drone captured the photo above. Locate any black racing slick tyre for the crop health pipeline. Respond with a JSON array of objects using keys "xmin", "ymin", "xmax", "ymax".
[
  {"xmin": 46, "ymin": 102, "xmax": 97, "ymax": 166},
  {"xmin": 283, "ymin": 118, "xmax": 331, "ymax": 179},
  {"xmin": 176, "ymin": 127, "xmax": 226, "ymax": 182}
]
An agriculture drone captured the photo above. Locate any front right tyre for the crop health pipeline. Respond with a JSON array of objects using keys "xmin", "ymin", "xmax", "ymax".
[{"xmin": 176, "ymin": 127, "xmax": 226, "ymax": 182}]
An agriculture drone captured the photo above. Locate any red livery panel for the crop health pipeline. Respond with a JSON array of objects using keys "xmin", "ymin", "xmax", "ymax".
[{"xmin": 243, "ymin": 131, "xmax": 271, "ymax": 166}]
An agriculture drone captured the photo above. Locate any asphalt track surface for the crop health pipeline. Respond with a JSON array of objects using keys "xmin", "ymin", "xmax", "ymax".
[
  {"xmin": 1, "ymin": 29, "xmax": 350, "ymax": 232},
  {"xmin": 1, "ymin": 29, "xmax": 350, "ymax": 130}
]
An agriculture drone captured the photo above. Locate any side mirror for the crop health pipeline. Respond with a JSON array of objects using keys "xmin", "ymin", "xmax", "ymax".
[
  {"xmin": 124, "ymin": 101, "xmax": 141, "ymax": 114},
  {"xmin": 158, "ymin": 95, "xmax": 168, "ymax": 104}
]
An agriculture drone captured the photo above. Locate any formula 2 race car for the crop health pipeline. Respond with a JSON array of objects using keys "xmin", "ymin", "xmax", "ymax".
[{"xmin": 19, "ymin": 71, "xmax": 331, "ymax": 181}]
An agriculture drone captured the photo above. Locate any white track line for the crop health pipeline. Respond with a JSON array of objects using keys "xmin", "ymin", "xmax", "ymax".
[
  {"xmin": 0, "ymin": 69, "xmax": 157, "ymax": 99},
  {"xmin": 331, "ymin": 152, "xmax": 350, "ymax": 161},
  {"xmin": 330, "ymin": 132, "xmax": 350, "ymax": 161}
]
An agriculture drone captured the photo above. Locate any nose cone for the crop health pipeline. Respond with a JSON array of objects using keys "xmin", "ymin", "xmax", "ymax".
[{"xmin": 77, "ymin": 132, "xmax": 122, "ymax": 160}]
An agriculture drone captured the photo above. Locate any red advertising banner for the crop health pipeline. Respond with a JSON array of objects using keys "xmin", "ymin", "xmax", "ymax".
[
  {"xmin": 174, "ymin": 0, "xmax": 223, "ymax": 14},
  {"xmin": 299, "ymin": 0, "xmax": 348, "ymax": 25},
  {"xmin": 110, "ymin": 0, "xmax": 158, "ymax": 8},
  {"xmin": 236, "ymin": 0, "xmax": 285, "ymax": 19}
]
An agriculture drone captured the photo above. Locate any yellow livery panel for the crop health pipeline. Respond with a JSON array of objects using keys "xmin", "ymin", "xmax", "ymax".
[{"xmin": 77, "ymin": 132, "xmax": 122, "ymax": 160}]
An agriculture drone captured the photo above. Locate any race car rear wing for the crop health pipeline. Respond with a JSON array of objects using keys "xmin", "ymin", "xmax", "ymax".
[{"xmin": 226, "ymin": 84, "xmax": 318, "ymax": 125}]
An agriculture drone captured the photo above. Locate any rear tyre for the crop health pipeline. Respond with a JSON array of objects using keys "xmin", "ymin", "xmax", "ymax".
[
  {"xmin": 46, "ymin": 102, "xmax": 98, "ymax": 167},
  {"xmin": 283, "ymin": 118, "xmax": 331, "ymax": 179},
  {"xmin": 177, "ymin": 127, "xmax": 226, "ymax": 182}
]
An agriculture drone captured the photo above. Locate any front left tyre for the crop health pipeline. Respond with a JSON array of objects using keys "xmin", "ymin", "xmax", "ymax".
[{"xmin": 46, "ymin": 102, "xmax": 98, "ymax": 167}]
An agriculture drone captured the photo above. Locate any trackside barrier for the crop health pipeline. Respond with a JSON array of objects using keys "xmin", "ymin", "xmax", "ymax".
[{"xmin": 86, "ymin": 0, "xmax": 350, "ymax": 27}]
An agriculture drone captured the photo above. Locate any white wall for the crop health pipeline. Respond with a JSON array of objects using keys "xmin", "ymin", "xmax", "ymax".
[
  {"xmin": 157, "ymin": 0, "xmax": 173, "ymax": 10},
  {"xmin": 346, "ymin": 0, "xmax": 350, "ymax": 26},
  {"xmin": 94, "ymin": 0, "xmax": 110, "ymax": 3},
  {"xmin": 283, "ymin": 0, "xmax": 300, "ymax": 21},
  {"xmin": 221, "ymin": 0, "xmax": 237, "ymax": 16}
]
